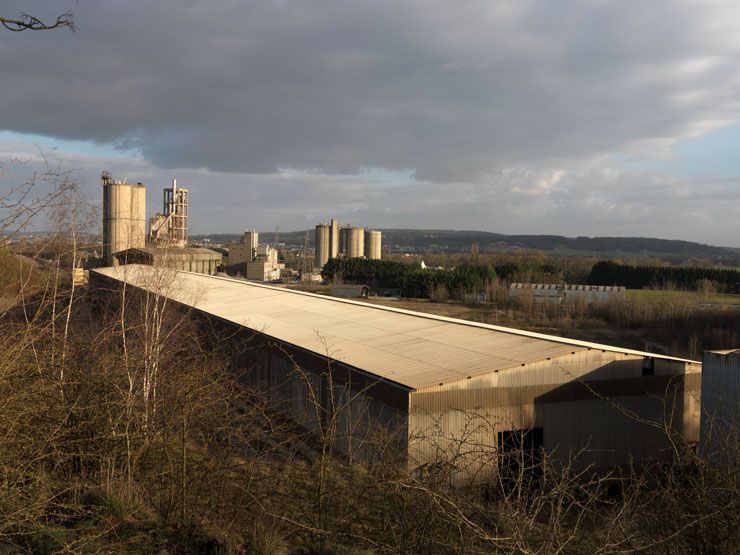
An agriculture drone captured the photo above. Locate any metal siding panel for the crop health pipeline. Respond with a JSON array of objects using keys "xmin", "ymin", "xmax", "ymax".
[
  {"xmin": 699, "ymin": 350, "xmax": 740, "ymax": 463},
  {"xmin": 408, "ymin": 351, "xmax": 701, "ymax": 477}
]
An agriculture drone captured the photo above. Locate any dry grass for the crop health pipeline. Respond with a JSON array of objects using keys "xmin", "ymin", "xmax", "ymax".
[{"xmin": 627, "ymin": 288, "xmax": 740, "ymax": 305}]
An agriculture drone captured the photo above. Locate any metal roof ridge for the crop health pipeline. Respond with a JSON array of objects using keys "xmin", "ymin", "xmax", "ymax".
[{"xmin": 92, "ymin": 265, "xmax": 700, "ymax": 365}]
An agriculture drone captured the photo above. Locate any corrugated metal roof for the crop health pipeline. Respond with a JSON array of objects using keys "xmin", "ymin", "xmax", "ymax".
[{"xmin": 92, "ymin": 265, "xmax": 696, "ymax": 390}]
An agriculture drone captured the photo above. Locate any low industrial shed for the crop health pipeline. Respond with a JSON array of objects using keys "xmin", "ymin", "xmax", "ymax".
[
  {"xmin": 510, "ymin": 283, "xmax": 626, "ymax": 304},
  {"xmin": 330, "ymin": 284, "xmax": 370, "ymax": 298},
  {"xmin": 91, "ymin": 265, "xmax": 701, "ymax": 478}
]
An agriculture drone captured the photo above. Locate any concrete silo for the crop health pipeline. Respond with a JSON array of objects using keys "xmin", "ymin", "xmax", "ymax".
[
  {"xmin": 364, "ymin": 230, "xmax": 382, "ymax": 260},
  {"xmin": 329, "ymin": 219, "xmax": 340, "ymax": 259},
  {"xmin": 102, "ymin": 171, "xmax": 146, "ymax": 263},
  {"xmin": 315, "ymin": 223, "xmax": 331, "ymax": 268},
  {"xmin": 341, "ymin": 226, "xmax": 365, "ymax": 258}
]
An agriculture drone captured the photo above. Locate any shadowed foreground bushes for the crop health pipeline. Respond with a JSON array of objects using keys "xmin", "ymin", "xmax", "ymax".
[{"xmin": 0, "ymin": 276, "xmax": 738, "ymax": 554}]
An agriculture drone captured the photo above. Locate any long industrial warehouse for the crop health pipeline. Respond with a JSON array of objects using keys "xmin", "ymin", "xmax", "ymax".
[{"xmin": 92, "ymin": 265, "xmax": 702, "ymax": 478}]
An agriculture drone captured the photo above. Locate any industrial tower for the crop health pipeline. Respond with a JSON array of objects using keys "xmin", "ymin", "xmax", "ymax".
[{"xmin": 149, "ymin": 179, "xmax": 189, "ymax": 247}]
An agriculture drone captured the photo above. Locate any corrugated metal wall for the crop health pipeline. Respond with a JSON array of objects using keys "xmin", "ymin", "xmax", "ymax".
[
  {"xmin": 408, "ymin": 350, "xmax": 701, "ymax": 479},
  {"xmin": 700, "ymin": 350, "xmax": 739, "ymax": 465},
  {"xmin": 233, "ymin": 332, "xmax": 409, "ymax": 461}
]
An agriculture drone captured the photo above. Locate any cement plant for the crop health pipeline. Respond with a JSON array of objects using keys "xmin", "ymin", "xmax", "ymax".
[
  {"xmin": 87, "ymin": 168, "xmax": 740, "ymax": 482},
  {"xmin": 100, "ymin": 172, "xmax": 385, "ymax": 285},
  {"xmin": 1, "ymin": 4, "xmax": 739, "ymax": 553}
]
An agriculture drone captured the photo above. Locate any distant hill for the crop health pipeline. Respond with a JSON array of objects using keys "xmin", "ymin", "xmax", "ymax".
[{"xmin": 191, "ymin": 229, "xmax": 739, "ymax": 265}]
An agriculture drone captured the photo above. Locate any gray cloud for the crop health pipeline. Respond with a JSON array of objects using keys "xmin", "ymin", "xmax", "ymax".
[
  {"xmin": 2, "ymin": 1, "xmax": 740, "ymax": 179},
  {"xmin": 1, "ymin": 1, "xmax": 739, "ymax": 245}
]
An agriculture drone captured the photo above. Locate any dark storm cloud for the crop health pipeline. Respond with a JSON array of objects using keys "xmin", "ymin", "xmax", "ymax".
[
  {"xmin": 2, "ymin": 0, "xmax": 740, "ymax": 180},
  {"xmin": 2, "ymin": 1, "xmax": 740, "ymax": 245}
]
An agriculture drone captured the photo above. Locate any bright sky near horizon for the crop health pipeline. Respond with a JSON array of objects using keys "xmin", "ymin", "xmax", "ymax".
[{"xmin": 1, "ymin": 1, "xmax": 739, "ymax": 246}]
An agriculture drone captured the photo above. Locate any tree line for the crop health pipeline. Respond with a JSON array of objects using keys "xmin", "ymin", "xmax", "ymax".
[
  {"xmin": 321, "ymin": 258, "xmax": 740, "ymax": 298},
  {"xmin": 588, "ymin": 260, "xmax": 740, "ymax": 293},
  {"xmin": 321, "ymin": 258, "xmax": 564, "ymax": 299},
  {"xmin": 321, "ymin": 258, "xmax": 501, "ymax": 299}
]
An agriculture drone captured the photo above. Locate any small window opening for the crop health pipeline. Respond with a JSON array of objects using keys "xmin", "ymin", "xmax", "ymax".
[{"xmin": 642, "ymin": 357, "xmax": 655, "ymax": 376}]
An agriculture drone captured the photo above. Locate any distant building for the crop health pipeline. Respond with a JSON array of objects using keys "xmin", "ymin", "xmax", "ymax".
[
  {"xmin": 509, "ymin": 283, "xmax": 626, "ymax": 304},
  {"xmin": 226, "ymin": 230, "xmax": 259, "ymax": 266},
  {"xmin": 246, "ymin": 261, "xmax": 282, "ymax": 282},
  {"xmin": 246, "ymin": 244, "xmax": 284, "ymax": 282},
  {"xmin": 330, "ymin": 284, "xmax": 370, "ymax": 298},
  {"xmin": 700, "ymin": 349, "xmax": 740, "ymax": 466},
  {"xmin": 224, "ymin": 231, "xmax": 283, "ymax": 281}
]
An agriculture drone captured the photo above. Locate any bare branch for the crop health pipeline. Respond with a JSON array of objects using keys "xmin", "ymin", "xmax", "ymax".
[{"xmin": 0, "ymin": 12, "xmax": 75, "ymax": 32}]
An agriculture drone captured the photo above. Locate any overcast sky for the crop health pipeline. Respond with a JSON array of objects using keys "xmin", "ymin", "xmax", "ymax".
[{"xmin": 1, "ymin": 0, "xmax": 739, "ymax": 246}]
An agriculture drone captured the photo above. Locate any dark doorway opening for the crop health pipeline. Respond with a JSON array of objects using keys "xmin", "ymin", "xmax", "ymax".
[{"xmin": 497, "ymin": 427, "xmax": 544, "ymax": 486}]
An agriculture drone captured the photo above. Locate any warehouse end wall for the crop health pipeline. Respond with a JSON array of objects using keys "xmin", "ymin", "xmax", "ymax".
[{"xmin": 408, "ymin": 350, "xmax": 701, "ymax": 479}]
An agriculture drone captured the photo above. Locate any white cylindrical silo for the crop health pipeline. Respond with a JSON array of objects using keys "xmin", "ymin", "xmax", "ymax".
[
  {"xmin": 364, "ymin": 230, "xmax": 382, "ymax": 260},
  {"xmin": 341, "ymin": 226, "xmax": 364, "ymax": 258},
  {"xmin": 102, "ymin": 173, "xmax": 146, "ymax": 263},
  {"xmin": 329, "ymin": 219, "xmax": 340, "ymax": 259},
  {"xmin": 315, "ymin": 223, "xmax": 330, "ymax": 268}
]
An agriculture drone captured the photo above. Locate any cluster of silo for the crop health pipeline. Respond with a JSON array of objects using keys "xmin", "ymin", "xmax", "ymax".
[
  {"xmin": 314, "ymin": 219, "xmax": 383, "ymax": 268},
  {"xmin": 102, "ymin": 171, "xmax": 146, "ymax": 263}
]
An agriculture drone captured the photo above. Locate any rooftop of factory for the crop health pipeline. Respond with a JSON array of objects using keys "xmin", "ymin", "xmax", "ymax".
[
  {"xmin": 119, "ymin": 247, "xmax": 220, "ymax": 256},
  {"xmin": 92, "ymin": 265, "xmax": 697, "ymax": 390}
]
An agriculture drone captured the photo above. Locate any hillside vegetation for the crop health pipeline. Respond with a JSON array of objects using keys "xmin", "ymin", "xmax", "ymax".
[
  {"xmin": 0, "ymin": 257, "xmax": 737, "ymax": 553},
  {"xmin": 1, "ymin": 176, "xmax": 737, "ymax": 553}
]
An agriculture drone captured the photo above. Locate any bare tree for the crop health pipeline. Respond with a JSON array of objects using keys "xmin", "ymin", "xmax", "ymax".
[{"xmin": 1, "ymin": 13, "xmax": 75, "ymax": 32}]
